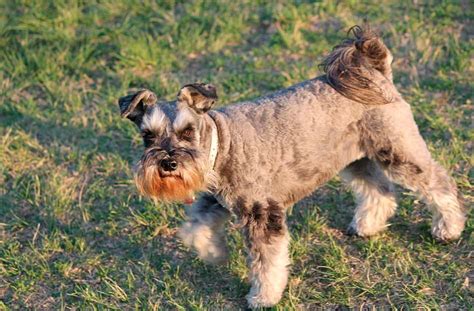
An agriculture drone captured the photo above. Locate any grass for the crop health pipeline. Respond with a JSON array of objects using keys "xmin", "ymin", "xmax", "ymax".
[{"xmin": 0, "ymin": 0, "xmax": 473, "ymax": 309}]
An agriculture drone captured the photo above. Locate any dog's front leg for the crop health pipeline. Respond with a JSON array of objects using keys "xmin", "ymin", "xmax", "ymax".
[
  {"xmin": 179, "ymin": 194, "xmax": 231, "ymax": 264},
  {"xmin": 241, "ymin": 200, "xmax": 290, "ymax": 308}
]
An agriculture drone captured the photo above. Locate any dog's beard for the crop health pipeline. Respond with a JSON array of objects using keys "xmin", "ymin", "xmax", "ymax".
[{"xmin": 134, "ymin": 161, "xmax": 206, "ymax": 202}]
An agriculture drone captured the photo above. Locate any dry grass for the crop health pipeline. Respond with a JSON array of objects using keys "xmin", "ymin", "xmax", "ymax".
[{"xmin": 1, "ymin": 0, "xmax": 473, "ymax": 309}]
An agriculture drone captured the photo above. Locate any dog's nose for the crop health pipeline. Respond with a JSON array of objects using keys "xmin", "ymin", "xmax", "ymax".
[
  {"xmin": 168, "ymin": 160, "xmax": 178, "ymax": 170},
  {"xmin": 160, "ymin": 158, "xmax": 178, "ymax": 171}
]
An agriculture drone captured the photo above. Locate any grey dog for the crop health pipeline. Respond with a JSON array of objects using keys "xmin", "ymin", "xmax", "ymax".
[{"xmin": 118, "ymin": 26, "xmax": 466, "ymax": 308}]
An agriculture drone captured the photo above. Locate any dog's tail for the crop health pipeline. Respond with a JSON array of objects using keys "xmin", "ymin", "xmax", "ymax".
[{"xmin": 321, "ymin": 25, "xmax": 393, "ymax": 105}]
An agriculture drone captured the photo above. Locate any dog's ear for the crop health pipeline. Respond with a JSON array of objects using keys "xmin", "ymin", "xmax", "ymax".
[
  {"xmin": 177, "ymin": 83, "xmax": 217, "ymax": 114},
  {"xmin": 118, "ymin": 89, "xmax": 157, "ymax": 124}
]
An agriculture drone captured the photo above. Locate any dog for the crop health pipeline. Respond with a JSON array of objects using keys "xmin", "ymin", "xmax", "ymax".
[{"xmin": 118, "ymin": 26, "xmax": 466, "ymax": 308}]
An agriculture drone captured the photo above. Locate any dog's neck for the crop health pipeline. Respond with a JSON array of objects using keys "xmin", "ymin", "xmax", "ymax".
[
  {"xmin": 208, "ymin": 113, "xmax": 219, "ymax": 170},
  {"xmin": 206, "ymin": 111, "xmax": 231, "ymax": 175}
]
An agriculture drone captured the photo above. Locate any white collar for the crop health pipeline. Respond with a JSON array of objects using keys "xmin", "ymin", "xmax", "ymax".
[{"xmin": 208, "ymin": 115, "xmax": 219, "ymax": 170}]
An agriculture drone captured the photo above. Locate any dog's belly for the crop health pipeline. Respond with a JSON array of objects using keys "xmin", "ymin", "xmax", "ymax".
[
  {"xmin": 279, "ymin": 165, "xmax": 337, "ymax": 206},
  {"xmin": 267, "ymin": 122, "xmax": 364, "ymax": 205},
  {"xmin": 269, "ymin": 148, "xmax": 363, "ymax": 206}
]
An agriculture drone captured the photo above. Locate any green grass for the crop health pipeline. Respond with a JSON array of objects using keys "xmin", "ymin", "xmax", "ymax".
[{"xmin": 1, "ymin": 0, "xmax": 473, "ymax": 309}]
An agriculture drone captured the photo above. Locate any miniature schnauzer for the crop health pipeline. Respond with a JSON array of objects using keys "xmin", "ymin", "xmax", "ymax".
[{"xmin": 118, "ymin": 26, "xmax": 466, "ymax": 308}]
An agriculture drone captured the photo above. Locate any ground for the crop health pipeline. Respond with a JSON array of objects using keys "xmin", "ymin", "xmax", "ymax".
[{"xmin": 0, "ymin": 0, "xmax": 473, "ymax": 310}]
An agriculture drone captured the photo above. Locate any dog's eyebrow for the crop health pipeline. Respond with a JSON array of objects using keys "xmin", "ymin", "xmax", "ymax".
[
  {"xmin": 141, "ymin": 106, "xmax": 168, "ymax": 133},
  {"xmin": 173, "ymin": 108, "xmax": 195, "ymax": 131},
  {"xmin": 175, "ymin": 124, "xmax": 196, "ymax": 139}
]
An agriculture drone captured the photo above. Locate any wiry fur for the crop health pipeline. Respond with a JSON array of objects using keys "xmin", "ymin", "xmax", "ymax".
[
  {"xmin": 119, "ymin": 85, "xmax": 218, "ymax": 202},
  {"xmin": 134, "ymin": 150, "xmax": 206, "ymax": 201},
  {"xmin": 142, "ymin": 107, "xmax": 167, "ymax": 133},
  {"xmin": 178, "ymin": 194, "xmax": 230, "ymax": 264},
  {"xmin": 341, "ymin": 158, "xmax": 397, "ymax": 237},
  {"xmin": 321, "ymin": 25, "xmax": 394, "ymax": 105},
  {"xmin": 236, "ymin": 198, "xmax": 290, "ymax": 307},
  {"xmin": 118, "ymin": 25, "xmax": 467, "ymax": 309}
]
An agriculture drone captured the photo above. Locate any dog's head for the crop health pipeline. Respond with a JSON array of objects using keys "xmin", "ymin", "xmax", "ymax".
[{"xmin": 118, "ymin": 83, "xmax": 218, "ymax": 202}]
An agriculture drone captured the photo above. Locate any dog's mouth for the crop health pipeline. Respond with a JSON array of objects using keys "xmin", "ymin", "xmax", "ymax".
[
  {"xmin": 156, "ymin": 166, "xmax": 197, "ymax": 204},
  {"xmin": 158, "ymin": 168, "xmax": 179, "ymax": 178},
  {"xmin": 134, "ymin": 159, "xmax": 205, "ymax": 203}
]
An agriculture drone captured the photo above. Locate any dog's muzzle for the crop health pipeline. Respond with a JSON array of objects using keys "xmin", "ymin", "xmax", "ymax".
[{"xmin": 160, "ymin": 158, "xmax": 178, "ymax": 172}]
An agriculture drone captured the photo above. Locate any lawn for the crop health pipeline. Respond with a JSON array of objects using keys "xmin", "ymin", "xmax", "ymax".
[{"xmin": 0, "ymin": 0, "xmax": 472, "ymax": 309}]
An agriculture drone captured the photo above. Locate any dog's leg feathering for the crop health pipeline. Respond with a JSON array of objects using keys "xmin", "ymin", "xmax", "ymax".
[
  {"xmin": 387, "ymin": 159, "xmax": 466, "ymax": 242},
  {"xmin": 341, "ymin": 158, "xmax": 397, "ymax": 237},
  {"xmin": 427, "ymin": 163, "xmax": 466, "ymax": 242},
  {"xmin": 238, "ymin": 199, "xmax": 290, "ymax": 308},
  {"xmin": 179, "ymin": 194, "xmax": 231, "ymax": 264}
]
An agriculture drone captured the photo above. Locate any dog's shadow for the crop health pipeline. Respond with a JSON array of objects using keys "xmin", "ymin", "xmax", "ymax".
[
  {"xmin": 136, "ymin": 184, "xmax": 442, "ymax": 309},
  {"xmin": 290, "ymin": 181, "xmax": 445, "ymax": 244},
  {"xmin": 290, "ymin": 181, "xmax": 354, "ymax": 231},
  {"xmin": 134, "ymin": 233, "xmax": 250, "ymax": 309}
]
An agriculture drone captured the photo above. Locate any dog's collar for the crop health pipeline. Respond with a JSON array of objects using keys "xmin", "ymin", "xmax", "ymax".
[{"xmin": 208, "ymin": 114, "xmax": 219, "ymax": 170}]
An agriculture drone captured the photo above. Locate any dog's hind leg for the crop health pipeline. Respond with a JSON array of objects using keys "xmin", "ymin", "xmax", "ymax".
[
  {"xmin": 178, "ymin": 194, "xmax": 231, "ymax": 264},
  {"xmin": 362, "ymin": 107, "xmax": 466, "ymax": 242},
  {"xmin": 383, "ymin": 154, "xmax": 466, "ymax": 242},
  {"xmin": 341, "ymin": 157, "xmax": 398, "ymax": 237}
]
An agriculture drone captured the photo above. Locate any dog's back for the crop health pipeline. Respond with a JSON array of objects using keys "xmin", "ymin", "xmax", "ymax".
[
  {"xmin": 214, "ymin": 26, "xmax": 407, "ymax": 205},
  {"xmin": 218, "ymin": 25, "xmax": 399, "ymax": 144}
]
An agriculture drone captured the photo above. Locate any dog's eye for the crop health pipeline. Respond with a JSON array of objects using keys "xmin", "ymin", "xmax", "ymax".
[
  {"xmin": 141, "ymin": 130, "xmax": 156, "ymax": 147},
  {"xmin": 180, "ymin": 127, "xmax": 194, "ymax": 141},
  {"xmin": 141, "ymin": 130, "xmax": 151, "ymax": 138}
]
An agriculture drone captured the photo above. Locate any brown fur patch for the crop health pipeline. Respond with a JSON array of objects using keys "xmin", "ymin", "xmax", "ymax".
[
  {"xmin": 266, "ymin": 199, "xmax": 285, "ymax": 237},
  {"xmin": 236, "ymin": 197, "xmax": 286, "ymax": 243},
  {"xmin": 321, "ymin": 25, "xmax": 392, "ymax": 105},
  {"xmin": 357, "ymin": 111, "xmax": 423, "ymax": 175},
  {"xmin": 134, "ymin": 161, "xmax": 205, "ymax": 202}
]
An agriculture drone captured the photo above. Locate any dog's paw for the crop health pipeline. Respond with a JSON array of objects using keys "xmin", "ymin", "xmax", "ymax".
[
  {"xmin": 246, "ymin": 292, "xmax": 282, "ymax": 309},
  {"xmin": 346, "ymin": 224, "xmax": 360, "ymax": 236},
  {"xmin": 431, "ymin": 217, "xmax": 464, "ymax": 242},
  {"xmin": 346, "ymin": 219, "xmax": 388, "ymax": 238},
  {"xmin": 346, "ymin": 221, "xmax": 375, "ymax": 237},
  {"xmin": 178, "ymin": 221, "xmax": 228, "ymax": 265}
]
